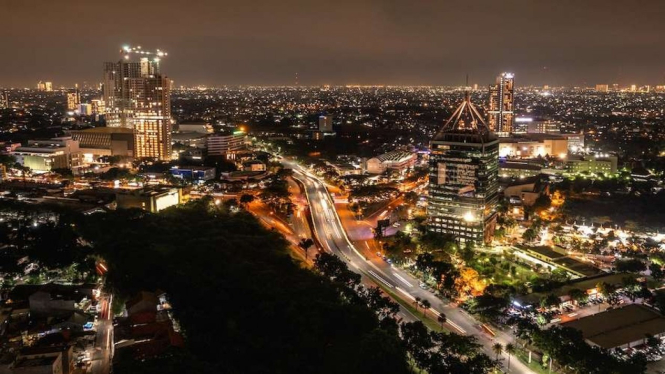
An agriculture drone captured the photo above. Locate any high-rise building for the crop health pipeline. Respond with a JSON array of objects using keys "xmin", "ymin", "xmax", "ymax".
[
  {"xmin": 318, "ymin": 115, "xmax": 333, "ymax": 132},
  {"xmin": 207, "ymin": 131, "xmax": 247, "ymax": 159},
  {"xmin": 488, "ymin": 72, "xmax": 514, "ymax": 136},
  {"xmin": 0, "ymin": 91, "xmax": 8, "ymax": 109},
  {"xmin": 66, "ymin": 86, "xmax": 80, "ymax": 111},
  {"xmin": 90, "ymin": 99, "xmax": 105, "ymax": 115},
  {"xmin": 79, "ymin": 103, "xmax": 93, "ymax": 116},
  {"xmin": 103, "ymin": 46, "xmax": 172, "ymax": 160},
  {"xmin": 595, "ymin": 84, "xmax": 609, "ymax": 93},
  {"xmin": 37, "ymin": 81, "xmax": 53, "ymax": 91},
  {"xmin": 428, "ymin": 93, "xmax": 499, "ymax": 244}
]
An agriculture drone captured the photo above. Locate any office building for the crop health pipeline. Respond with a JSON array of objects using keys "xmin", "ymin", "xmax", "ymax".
[
  {"xmin": 565, "ymin": 154, "xmax": 618, "ymax": 175},
  {"xmin": 66, "ymin": 86, "xmax": 81, "ymax": 111},
  {"xmin": 488, "ymin": 72, "xmax": 514, "ymax": 136},
  {"xmin": 561, "ymin": 133, "xmax": 585, "ymax": 153},
  {"xmin": 318, "ymin": 115, "xmax": 333, "ymax": 132},
  {"xmin": 116, "ymin": 187, "xmax": 182, "ymax": 213},
  {"xmin": 428, "ymin": 93, "xmax": 499, "ymax": 244},
  {"xmin": 66, "ymin": 92, "xmax": 79, "ymax": 111},
  {"xmin": 103, "ymin": 46, "xmax": 172, "ymax": 160},
  {"xmin": 78, "ymin": 103, "xmax": 92, "ymax": 116},
  {"xmin": 37, "ymin": 81, "xmax": 53, "ymax": 92},
  {"xmin": 513, "ymin": 117, "xmax": 561, "ymax": 134},
  {"xmin": 595, "ymin": 84, "xmax": 609, "ymax": 93},
  {"xmin": 499, "ymin": 134, "xmax": 569, "ymax": 159},
  {"xmin": 0, "ymin": 91, "xmax": 9, "ymax": 109},
  {"xmin": 90, "ymin": 99, "xmax": 105, "ymax": 115},
  {"xmin": 207, "ymin": 131, "xmax": 247, "ymax": 159},
  {"xmin": 11, "ymin": 137, "xmax": 81, "ymax": 172},
  {"xmin": 70, "ymin": 127, "xmax": 135, "ymax": 159}
]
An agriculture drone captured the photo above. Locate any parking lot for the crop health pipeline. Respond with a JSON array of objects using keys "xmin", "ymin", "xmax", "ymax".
[{"xmin": 508, "ymin": 294, "xmax": 633, "ymax": 327}]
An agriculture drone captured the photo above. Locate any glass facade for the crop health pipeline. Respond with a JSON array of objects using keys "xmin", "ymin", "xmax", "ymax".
[{"xmin": 427, "ymin": 96, "xmax": 500, "ymax": 244}]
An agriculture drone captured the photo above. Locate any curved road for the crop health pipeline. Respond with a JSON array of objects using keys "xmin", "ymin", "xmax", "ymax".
[{"xmin": 286, "ymin": 161, "xmax": 534, "ymax": 374}]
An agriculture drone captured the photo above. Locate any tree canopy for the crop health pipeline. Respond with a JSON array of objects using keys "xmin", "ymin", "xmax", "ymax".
[{"xmin": 79, "ymin": 199, "xmax": 410, "ymax": 374}]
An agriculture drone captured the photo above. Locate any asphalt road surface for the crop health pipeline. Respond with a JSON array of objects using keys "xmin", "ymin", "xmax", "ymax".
[{"xmin": 286, "ymin": 160, "xmax": 535, "ymax": 374}]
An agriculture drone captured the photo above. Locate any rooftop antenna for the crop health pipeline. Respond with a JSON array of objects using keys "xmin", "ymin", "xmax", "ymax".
[{"xmin": 465, "ymin": 73, "xmax": 469, "ymax": 88}]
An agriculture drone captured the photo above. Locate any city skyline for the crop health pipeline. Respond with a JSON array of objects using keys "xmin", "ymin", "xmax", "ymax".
[{"xmin": 2, "ymin": 0, "xmax": 665, "ymax": 87}]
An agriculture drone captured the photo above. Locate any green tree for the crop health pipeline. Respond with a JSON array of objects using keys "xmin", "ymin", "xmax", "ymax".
[
  {"xmin": 540, "ymin": 294, "xmax": 560, "ymax": 309},
  {"xmin": 492, "ymin": 342, "xmax": 503, "ymax": 361},
  {"xmin": 437, "ymin": 313, "xmax": 447, "ymax": 329},
  {"xmin": 522, "ymin": 228, "xmax": 538, "ymax": 242},
  {"xmin": 650, "ymin": 263, "xmax": 665, "ymax": 280},
  {"xmin": 414, "ymin": 296, "xmax": 421, "ymax": 312},
  {"xmin": 420, "ymin": 299, "xmax": 431, "ymax": 316},
  {"xmin": 0, "ymin": 154, "xmax": 16, "ymax": 167},
  {"xmin": 239, "ymin": 194, "xmax": 255, "ymax": 206},
  {"xmin": 505, "ymin": 343, "xmax": 515, "ymax": 370},
  {"xmin": 298, "ymin": 238, "xmax": 315, "ymax": 259},
  {"xmin": 78, "ymin": 200, "xmax": 412, "ymax": 374},
  {"xmin": 615, "ymin": 259, "xmax": 646, "ymax": 273},
  {"xmin": 567, "ymin": 288, "xmax": 587, "ymax": 304},
  {"xmin": 494, "ymin": 226, "xmax": 506, "ymax": 241}
]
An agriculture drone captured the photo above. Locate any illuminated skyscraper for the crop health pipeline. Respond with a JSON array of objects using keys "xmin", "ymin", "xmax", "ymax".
[
  {"xmin": 428, "ymin": 93, "xmax": 499, "ymax": 244},
  {"xmin": 66, "ymin": 85, "xmax": 80, "ymax": 111},
  {"xmin": 595, "ymin": 84, "xmax": 609, "ymax": 93},
  {"xmin": 37, "ymin": 81, "xmax": 52, "ymax": 91},
  {"xmin": 103, "ymin": 46, "xmax": 172, "ymax": 160},
  {"xmin": 488, "ymin": 72, "xmax": 514, "ymax": 136},
  {"xmin": 0, "ymin": 91, "xmax": 8, "ymax": 109}
]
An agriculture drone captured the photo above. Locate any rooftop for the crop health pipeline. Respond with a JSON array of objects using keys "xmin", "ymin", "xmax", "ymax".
[
  {"xmin": 71, "ymin": 127, "xmax": 134, "ymax": 134},
  {"xmin": 433, "ymin": 93, "xmax": 497, "ymax": 144},
  {"xmin": 116, "ymin": 187, "xmax": 180, "ymax": 197},
  {"xmin": 552, "ymin": 257, "xmax": 603, "ymax": 277},
  {"xmin": 520, "ymin": 245, "xmax": 566, "ymax": 260},
  {"xmin": 500, "ymin": 162, "xmax": 544, "ymax": 171},
  {"xmin": 564, "ymin": 304, "xmax": 665, "ymax": 349},
  {"xmin": 14, "ymin": 356, "xmax": 58, "ymax": 368},
  {"xmin": 375, "ymin": 150, "xmax": 414, "ymax": 162},
  {"xmin": 515, "ymin": 272, "xmax": 630, "ymax": 306}
]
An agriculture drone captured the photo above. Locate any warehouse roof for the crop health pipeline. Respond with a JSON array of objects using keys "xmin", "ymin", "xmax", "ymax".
[{"xmin": 563, "ymin": 304, "xmax": 665, "ymax": 349}]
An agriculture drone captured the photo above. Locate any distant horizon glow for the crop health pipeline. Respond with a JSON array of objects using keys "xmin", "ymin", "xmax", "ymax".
[{"xmin": 2, "ymin": 0, "xmax": 665, "ymax": 87}]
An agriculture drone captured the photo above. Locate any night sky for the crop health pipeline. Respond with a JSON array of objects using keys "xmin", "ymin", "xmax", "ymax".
[{"xmin": 1, "ymin": 0, "xmax": 664, "ymax": 87}]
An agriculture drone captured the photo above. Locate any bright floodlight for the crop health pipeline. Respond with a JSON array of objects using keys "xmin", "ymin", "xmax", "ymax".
[{"xmin": 463, "ymin": 211, "xmax": 476, "ymax": 222}]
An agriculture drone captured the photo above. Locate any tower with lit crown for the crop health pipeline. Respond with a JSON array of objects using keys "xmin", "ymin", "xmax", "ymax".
[
  {"xmin": 103, "ymin": 46, "xmax": 172, "ymax": 160},
  {"xmin": 488, "ymin": 72, "xmax": 514, "ymax": 136},
  {"xmin": 427, "ymin": 93, "xmax": 499, "ymax": 244}
]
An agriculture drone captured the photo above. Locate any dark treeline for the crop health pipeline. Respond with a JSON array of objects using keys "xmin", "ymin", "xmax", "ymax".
[
  {"xmin": 78, "ymin": 198, "xmax": 408, "ymax": 373},
  {"xmin": 2, "ymin": 198, "xmax": 497, "ymax": 373}
]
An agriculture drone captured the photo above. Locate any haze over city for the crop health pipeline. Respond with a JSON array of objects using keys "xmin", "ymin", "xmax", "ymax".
[
  {"xmin": 2, "ymin": 0, "xmax": 665, "ymax": 87},
  {"xmin": 4, "ymin": 1, "xmax": 665, "ymax": 374}
]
